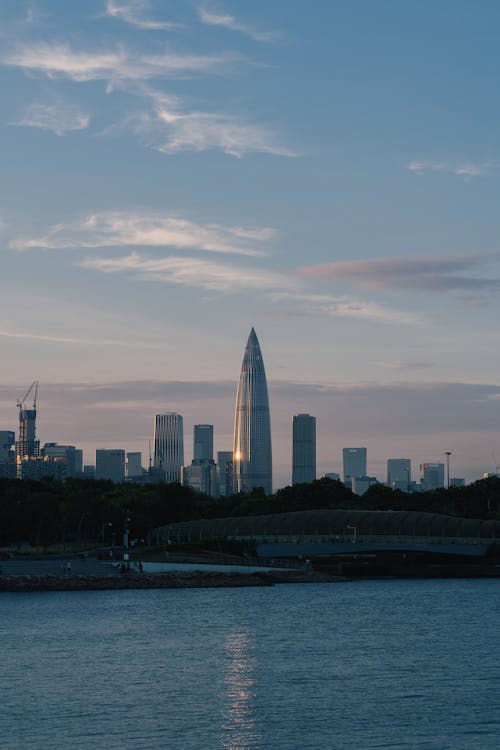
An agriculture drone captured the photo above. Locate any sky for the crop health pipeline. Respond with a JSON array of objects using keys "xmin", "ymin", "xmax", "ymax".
[{"xmin": 1, "ymin": 0, "xmax": 500, "ymax": 487}]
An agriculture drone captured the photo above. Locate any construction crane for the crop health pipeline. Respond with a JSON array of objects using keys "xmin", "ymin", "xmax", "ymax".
[{"xmin": 17, "ymin": 380, "xmax": 38, "ymax": 414}]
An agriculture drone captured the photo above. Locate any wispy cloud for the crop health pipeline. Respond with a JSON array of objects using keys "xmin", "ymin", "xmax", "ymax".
[
  {"xmin": 15, "ymin": 102, "xmax": 89, "ymax": 135},
  {"xmin": 2, "ymin": 41, "xmax": 296, "ymax": 158},
  {"xmin": 297, "ymin": 254, "xmax": 500, "ymax": 294},
  {"xmin": 406, "ymin": 160, "xmax": 493, "ymax": 179},
  {"xmin": 78, "ymin": 252, "xmax": 295, "ymax": 292},
  {"xmin": 0, "ymin": 325, "xmax": 161, "ymax": 349},
  {"xmin": 3, "ymin": 42, "xmax": 237, "ymax": 82},
  {"xmin": 198, "ymin": 7, "xmax": 281, "ymax": 42},
  {"xmin": 105, "ymin": 0, "xmax": 182, "ymax": 30},
  {"xmin": 11, "ymin": 211, "xmax": 275, "ymax": 256},
  {"xmin": 269, "ymin": 292, "xmax": 418, "ymax": 324},
  {"xmin": 376, "ymin": 361, "xmax": 436, "ymax": 370},
  {"xmin": 128, "ymin": 86, "xmax": 297, "ymax": 157}
]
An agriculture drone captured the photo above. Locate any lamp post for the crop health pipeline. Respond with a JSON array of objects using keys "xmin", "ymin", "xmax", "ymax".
[
  {"xmin": 346, "ymin": 524, "xmax": 357, "ymax": 543},
  {"xmin": 445, "ymin": 451, "xmax": 452, "ymax": 489},
  {"xmin": 405, "ymin": 466, "xmax": 411, "ymax": 493}
]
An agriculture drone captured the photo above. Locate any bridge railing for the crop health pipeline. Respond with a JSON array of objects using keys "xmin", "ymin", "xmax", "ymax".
[{"xmin": 160, "ymin": 528, "xmax": 498, "ymax": 548}]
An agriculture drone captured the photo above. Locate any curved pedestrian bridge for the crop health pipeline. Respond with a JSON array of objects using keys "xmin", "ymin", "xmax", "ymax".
[{"xmin": 161, "ymin": 509, "xmax": 500, "ymax": 559}]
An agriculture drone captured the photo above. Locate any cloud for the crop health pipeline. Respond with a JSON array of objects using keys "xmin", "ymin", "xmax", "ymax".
[
  {"xmin": 127, "ymin": 87, "xmax": 298, "ymax": 157},
  {"xmin": 376, "ymin": 361, "xmax": 436, "ymax": 370},
  {"xmin": 269, "ymin": 292, "xmax": 418, "ymax": 324},
  {"xmin": 198, "ymin": 7, "xmax": 281, "ymax": 42},
  {"xmin": 3, "ymin": 43, "xmax": 296, "ymax": 158},
  {"xmin": 3, "ymin": 42, "xmax": 236, "ymax": 82},
  {"xmin": 11, "ymin": 211, "xmax": 275, "ymax": 256},
  {"xmin": 15, "ymin": 102, "xmax": 89, "ymax": 135},
  {"xmin": 78, "ymin": 252, "xmax": 296, "ymax": 292},
  {"xmin": 297, "ymin": 254, "xmax": 500, "ymax": 294},
  {"xmin": 406, "ymin": 160, "xmax": 493, "ymax": 179},
  {"xmin": 105, "ymin": 0, "xmax": 182, "ymax": 30},
  {"xmin": 0, "ymin": 325, "xmax": 161, "ymax": 349}
]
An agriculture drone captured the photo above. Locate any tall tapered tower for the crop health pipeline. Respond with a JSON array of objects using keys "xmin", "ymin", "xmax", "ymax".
[{"xmin": 233, "ymin": 328, "xmax": 272, "ymax": 494}]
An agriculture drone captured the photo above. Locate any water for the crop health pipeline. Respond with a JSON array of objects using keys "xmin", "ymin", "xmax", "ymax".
[{"xmin": 1, "ymin": 579, "xmax": 499, "ymax": 750}]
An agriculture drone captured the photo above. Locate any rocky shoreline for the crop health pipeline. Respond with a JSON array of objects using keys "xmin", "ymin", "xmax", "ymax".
[{"xmin": 0, "ymin": 569, "xmax": 344, "ymax": 592}]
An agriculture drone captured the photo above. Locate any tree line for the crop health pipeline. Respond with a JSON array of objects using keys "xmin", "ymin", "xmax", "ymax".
[{"xmin": 0, "ymin": 475, "xmax": 499, "ymax": 548}]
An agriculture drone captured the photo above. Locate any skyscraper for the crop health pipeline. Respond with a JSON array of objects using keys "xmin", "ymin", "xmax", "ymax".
[
  {"xmin": 154, "ymin": 412, "xmax": 184, "ymax": 483},
  {"xmin": 420, "ymin": 462, "xmax": 445, "ymax": 491},
  {"xmin": 95, "ymin": 449, "xmax": 126, "ymax": 482},
  {"xmin": 343, "ymin": 447, "xmax": 367, "ymax": 486},
  {"xmin": 193, "ymin": 424, "xmax": 214, "ymax": 461},
  {"xmin": 387, "ymin": 458, "xmax": 411, "ymax": 491},
  {"xmin": 233, "ymin": 328, "xmax": 272, "ymax": 495},
  {"xmin": 217, "ymin": 450, "xmax": 234, "ymax": 496},
  {"xmin": 292, "ymin": 414, "xmax": 316, "ymax": 485}
]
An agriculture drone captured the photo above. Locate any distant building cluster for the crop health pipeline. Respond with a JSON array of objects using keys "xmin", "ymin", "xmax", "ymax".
[{"xmin": 0, "ymin": 330, "xmax": 469, "ymax": 495}]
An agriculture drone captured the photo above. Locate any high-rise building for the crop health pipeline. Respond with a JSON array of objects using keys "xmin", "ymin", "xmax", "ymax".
[
  {"xmin": 292, "ymin": 414, "xmax": 316, "ymax": 485},
  {"xmin": 387, "ymin": 458, "xmax": 411, "ymax": 492},
  {"xmin": 352, "ymin": 475, "xmax": 379, "ymax": 495},
  {"xmin": 193, "ymin": 425, "xmax": 213, "ymax": 461},
  {"xmin": 154, "ymin": 412, "xmax": 184, "ymax": 483},
  {"xmin": 343, "ymin": 447, "xmax": 367, "ymax": 486},
  {"xmin": 233, "ymin": 328, "xmax": 272, "ymax": 495},
  {"xmin": 182, "ymin": 460, "xmax": 218, "ymax": 498},
  {"xmin": 15, "ymin": 381, "xmax": 40, "ymax": 478},
  {"xmin": 217, "ymin": 451, "xmax": 234, "ymax": 496},
  {"xmin": 420, "ymin": 462, "xmax": 445, "ymax": 491},
  {"xmin": 126, "ymin": 452, "xmax": 143, "ymax": 479},
  {"xmin": 95, "ymin": 449, "xmax": 126, "ymax": 482},
  {"xmin": 0, "ymin": 430, "xmax": 16, "ymax": 478},
  {"xmin": 42, "ymin": 443, "xmax": 79, "ymax": 477}
]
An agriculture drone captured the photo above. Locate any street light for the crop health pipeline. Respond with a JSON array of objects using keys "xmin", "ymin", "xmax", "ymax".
[
  {"xmin": 405, "ymin": 466, "xmax": 411, "ymax": 493},
  {"xmin": 445, "ymin": 451, "xmax": 452, "ymax": 489},
  {"xmin": 346, "ymin": 524, "xmax": 357, "ymax": 543}
]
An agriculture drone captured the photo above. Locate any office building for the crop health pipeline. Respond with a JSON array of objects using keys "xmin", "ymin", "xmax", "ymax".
[
  {"xmin": 420, "ymin": 462, "xmax": 445, "ymax": 491},
  {"xmin": 450, "ymin": 477, "xmax": 465, "ymax": 487},
  {"xmin": 95, "ymin": 449, "xmax": 126, "ymax": 482},
  {"xmin": 193, "ymin": 425, "xmax": 213, "ymax": 461},
  {"xmin": 387, "ymin": 458, "xmax": 411, "ymax": 492},
  {"xmin": 182, "ymin": 460, "xmax": 218, "ymax": 498},
  {"xmin": 352, "ymin": 475, "xmax": 378, "ymax": 495},
  {"xmin": 292, "ymin": 414, "xmax": 316, "ymax": 485},
  {"xmin": 233, "ymin": 328, "xmax": 272, "ymax": 495},
  {"xmin": 83, "ymin": 465, "xmax": 96, "ymax": 479},
  {"xmin": 217, "ymin": 451, "xmax": 234, "ymax": 496},
  {"xmin": 324, "ymin": 472, "xmax": 340, "ymax": 481},
  {"xmin": 126, "ymin": 452, "xmax": 143, "ymax": 479},
  {"xmin": 154, "ymin": 412, "xmax": 184, "ymax": 483},
  {"xmin": 0, "ymin": 431, "xmax": 16, "ymax": 478},
  {"xmin": 42, "ymin": 443, "xmax": 79, "ymax": 477},
  {"xmin": 343, "ymin": 447, "xmax": 367, "ymax": 487}
]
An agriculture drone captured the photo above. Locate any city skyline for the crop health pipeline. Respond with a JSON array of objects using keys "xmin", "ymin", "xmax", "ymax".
[
  {"xmin": 0, "ymin": 369, "xmax": 482, "ymax": 489},
  {"xmin": 1, "ymin": 1, "xmax": 500, "ymax": 486}
]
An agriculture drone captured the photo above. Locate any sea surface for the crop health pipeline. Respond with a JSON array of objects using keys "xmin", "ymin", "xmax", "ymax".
[{"xmin": 1, "ymin": 579, "xmax": 499, "ymax": 750}]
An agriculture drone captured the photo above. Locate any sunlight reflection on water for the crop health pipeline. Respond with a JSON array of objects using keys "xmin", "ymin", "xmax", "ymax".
[{"xmin": 221, "ymin": 630, "xmax": 260, "ymax": 750}]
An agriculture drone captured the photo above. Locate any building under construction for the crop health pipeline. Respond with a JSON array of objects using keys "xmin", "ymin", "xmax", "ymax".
[{"xmin": 15, "ymin": 381, "xmax": 40, "ymax": 478}]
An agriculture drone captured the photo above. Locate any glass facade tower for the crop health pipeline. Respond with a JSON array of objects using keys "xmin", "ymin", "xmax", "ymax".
[
  {"xmin": 154, "ymin": 412, "xmax": 184, "ymax": 483},
  {"xmin": 233, "ymin": 328, "xmax": 272, "ymax": 495},
  {"xmin": 292, "ymin": 414, "xmax": 316, "ymax": 485}
]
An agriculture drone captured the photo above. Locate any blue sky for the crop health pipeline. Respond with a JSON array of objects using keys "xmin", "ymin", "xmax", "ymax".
[{"xmin": 1, "ymin": 0, "xmax": 500, "ymax": 486}]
